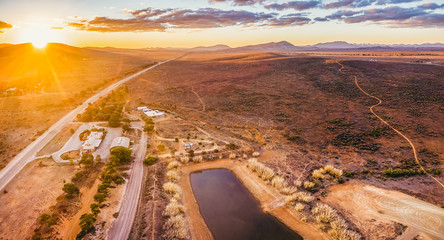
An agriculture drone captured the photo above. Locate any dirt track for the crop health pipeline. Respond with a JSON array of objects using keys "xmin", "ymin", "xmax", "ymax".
[
  {"xmin": 325, "ymin": 183, "xmax": 444, "ymax": 240},
  {"xmin": 179, "ymin": 159, "xmax": 329, "ymax": 240}
]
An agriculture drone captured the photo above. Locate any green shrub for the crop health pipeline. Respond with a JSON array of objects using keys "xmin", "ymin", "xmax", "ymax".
[{"xmin": 144, "ymin": 155, "xmax": 157, "ymax": 166}]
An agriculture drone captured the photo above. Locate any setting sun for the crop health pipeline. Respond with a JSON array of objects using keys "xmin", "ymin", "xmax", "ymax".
[{"xmin": 17, "ymin": 23, "xmax": 63, "ymax": 48}]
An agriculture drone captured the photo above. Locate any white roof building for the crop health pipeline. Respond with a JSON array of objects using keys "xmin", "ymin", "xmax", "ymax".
[
  {"xmin": 82, "ymin": 131, "xmax": 104, "ymax": 152},
  {"xmin": 110, "ymin": 137, "xmax": 131, "ymax": 149},
  {"xmin": 137, "ymin": 106, "xmax": 164, "ymax": 117},
  {"xmin": 143, "ymin": 109, "xmax": 165, "ymax": 117}
]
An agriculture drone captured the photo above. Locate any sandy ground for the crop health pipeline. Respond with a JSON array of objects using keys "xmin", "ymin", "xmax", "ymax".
[
  {"xmin": 179, "ymin": 159, "xmax": 329, "ymax": 240},
  {"xmin": 324, "ymin": 182, "xmax": 444, "ymax": 240},
  {"xmin": 0, "ymin": 157, "xmax": 76, "ymax": 239},
  {"xmin": 57, "ymin": 178, "xmax": 100, "ymax": 240}
]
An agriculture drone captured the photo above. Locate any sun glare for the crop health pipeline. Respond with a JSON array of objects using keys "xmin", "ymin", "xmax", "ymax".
[{"xmin": 17, "ymin": 23, "xmax": 63, "ymax": 48}]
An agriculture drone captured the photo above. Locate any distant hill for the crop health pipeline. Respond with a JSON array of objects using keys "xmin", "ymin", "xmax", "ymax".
[
  {"xmin": 185, "ymin": 41, "xmax": 444, "ymax": 53},
  {"xmin": 232, "ymin": 41, "xmax": 299, "ymax": 52},
  {"xmin": 192, "ymin": 44, "xmax": 231, "ymax": 52}
]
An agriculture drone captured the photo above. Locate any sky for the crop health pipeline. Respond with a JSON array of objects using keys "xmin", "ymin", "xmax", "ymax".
[{"xmin": 0, "ymin": 0, "xmax": 443, "ymax": 48}]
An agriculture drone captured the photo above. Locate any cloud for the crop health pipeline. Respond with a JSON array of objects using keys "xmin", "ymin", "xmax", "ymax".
[
  {"xmin": 323, "ymin": 5, "xmax": 444, "ymax": 27},
  {"xmin": 0, "ymin": 20, "xmax": 13, "ymax": 33},
  {"xmin": 376, "ymin": 0, "xmax": 420, "ymax": 5},
  {"xmin": 265, "ymin": 13, "xmax": 311, "ymax": 26},
  {"xmin": 209, "ymin": 0, "xmax": 265, "ymax": 6},
  {"xmin": 324, "ymin": 0, "xmax": 379, "ymax": 9},
  {"xmin": 265, "ymin": 1, "xmax": 321, "ymax": 10},
  {"xmin": 67, "ymin": 7, "xmax": 304, "ymax": 32}
]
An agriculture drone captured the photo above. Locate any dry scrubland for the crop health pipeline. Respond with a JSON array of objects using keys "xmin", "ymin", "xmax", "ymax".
[
  {"xmin": 125, "ymin": 52, "xmax": 444, "ymax": 238},
  {"xmin": 0, "ymin": 44, "xmax": 181, "ymax": 168}
]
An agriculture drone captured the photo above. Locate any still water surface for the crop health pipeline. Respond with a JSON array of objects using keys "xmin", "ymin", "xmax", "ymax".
[{"xmin": 190, "ymin": 168, "xmax": 303, "ymax": 240}]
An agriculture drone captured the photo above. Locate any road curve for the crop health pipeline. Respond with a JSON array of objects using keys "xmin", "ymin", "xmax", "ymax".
[
  {"xmin": 0, "ymin": 56, "xmax": 179, "ymax": 191},
  {"xmin": 108, "ymin": 131, "xmax": 147, "ymax": 240},
  {"xmin": 336, "ymin": 61, "xmax": 444, "ymax": 190}
]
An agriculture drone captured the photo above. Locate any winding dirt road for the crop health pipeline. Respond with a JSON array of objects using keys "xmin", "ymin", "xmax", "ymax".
[
  {"xmin": 336, "ymin": 61, "xmax": 444, "ymax": 190},
  {"xmin": 0, "ymin": 57, "xmax": 179, "ymax": 191}
]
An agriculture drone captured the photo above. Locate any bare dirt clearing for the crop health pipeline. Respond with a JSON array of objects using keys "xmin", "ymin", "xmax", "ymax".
[
  {"xmin": 0, "ymin": 157, "xmax": 76, "ymax": 239},
  {"xmin": 325, "ymin": 182, "xmax": 444, "ymax": 240}
]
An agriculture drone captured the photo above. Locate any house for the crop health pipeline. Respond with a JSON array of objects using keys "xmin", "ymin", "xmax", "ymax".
[
  {"xmin": 137, "ymin": 106, "xmax": 149, "ymax": 111},
  {"xmin": 137, "ymin": 106, "xmax": 165, "ymax": 117},
  {"xmin": 110, "ymin": 137, "xmax": 131, "ymax": 150},
  {"xmin": 143, "ymin": 109, "xmax": 165, "ymax": 117},
  {"xmin": 184, "ymin": 143, "xmax": 193, "ymax": 150},
  {"xmin": 82, "ymin": 131, "xmax": 104, "ymax": 152}
]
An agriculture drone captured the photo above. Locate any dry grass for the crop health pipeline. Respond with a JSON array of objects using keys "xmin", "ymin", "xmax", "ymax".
[
  {"xmin": 285, "ymin": 192, "xmax": 315, "ymax": 205},
  {"xmin": 179, "ymin": 156, "xmax": 189, "ymax": 164},
  {"xmin": 192, "ymin": 156, "xmax": 203, "ymax": 163},
  {"xmin": 295, "ymin": 203, "xmax": 305, "ymax": 212},
  {"xmin": 304, "ymin": 181, "xmax": 315, "ymax": 190},
  {"xmin": 163, "ymin": 182, "xmax": 181, "ymax": 195},
  {"xmin": 167, "ymin": 161, "xmax": 180, "ymax": 170},
  {"xmin": 164, "ymin": 199, "xmax": 185, "ymax": 217},
  {"xmin": 166, "ymin": 170, "xmax": 180, "ymax": 182},
  {"xmin": 271, "ymin": 176, "xmax": 288, "ymax": 192},
  {"xmin": 229, "ymin": 153, "xmax": 237, "ymax": 159},
  {"xmin": 312, "ymin": 169, "xmax": 325, "ymax": 179},
  {"xmin": 312, "ymin": 203, "xmax": 361, "ymax": 240},
  {"xmin": 162, "ymin": 214, "xmax": 189, "ymax": 240}
]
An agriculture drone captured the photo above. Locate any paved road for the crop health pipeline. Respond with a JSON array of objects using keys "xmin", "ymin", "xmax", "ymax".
[
  {"xmin": 108, "ymin": 131, "xmax": 147, "ymax": 240},
  {"xmin": 0, "ymin": 57, "xmax": 178, "ymax": 191}
]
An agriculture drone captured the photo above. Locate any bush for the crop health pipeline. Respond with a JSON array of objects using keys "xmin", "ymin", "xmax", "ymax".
[
  {"xmin": 271, "ymin": 176, "xmax": 288, "ymax": 192},
  {"xmin": 110, "ymin": 147, "xmax": 132, "ymax": 164},
  {"xmin": 38, "ymin": 213, "xmax": 57, "ymax": 227},
  {"xmin": 164, "ymin": 200, "xmax": 185, "ymax": 217},
  {"xmin": 162, "ymin": 215, "xmax": 188, "ymax": 240},
  {"xmin": 79, "ymin": 213, "xmax": 96, "ymax": 233},
  {"xmin": 94, "ymin": 192, "xmax": 108, "ymax": 203},
  {"xmin": 163, "ymin": 182, "xmax": 181, "ymax": 195},
  {"xmin": 62, "ymin": 183, "xmax": 79, "ymax": 197},
  {"xmin": 304, "ymin": 181, "xmax": 315, "ymax": 190},
  {"xmin": 167, "ymin": 161, "xmax": 180, "ymax": 170},
  {"xmin": 294, "ymin": 203, "xmax": 305, "ymax": 212},
  {"xmin": 167, "ymin": 170, "xmax": 180, "ymax": 182},
  {"xmin": 286, "ymin": 192, "xmax": 314, "ymax": 205},
  {"xmin": 179, "ymin": 156, "xmax": 189, "ymax": 164},
  {"xmin": 144, "ymin": 155, "xmax": 157, "ymax": 165}
]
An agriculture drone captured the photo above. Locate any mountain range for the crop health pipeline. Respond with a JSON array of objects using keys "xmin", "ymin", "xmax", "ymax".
[{"xmin": 187, "ymin": 41, "xmax": 444, "ymax": 52}]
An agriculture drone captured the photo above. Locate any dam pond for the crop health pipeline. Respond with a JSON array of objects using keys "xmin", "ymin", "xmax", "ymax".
[{"xmin": 190, "ymin": 168, "xmax": 302, "ymax": 240}]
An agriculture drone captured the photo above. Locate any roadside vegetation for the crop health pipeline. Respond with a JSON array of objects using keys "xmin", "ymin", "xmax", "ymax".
[
  {"xmin": 162, "ymin": 160, "xmax": 189, "ymax": 240},
  {"xmin": 76, "ymin": 87, "xmax": 128, "ymax": 127},
  {"xmin": 77, "ymin": 146, "xmax": 132, "ymax": 238}
]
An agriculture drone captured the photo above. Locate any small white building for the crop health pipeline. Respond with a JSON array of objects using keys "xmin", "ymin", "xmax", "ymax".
[
  {"xmin": 184, "ymin": 143, "xmax": 193, "ymax": 150},
  {"xmin": 82, "ymin": 131, "xmax": 104, "ymax": 152},
  {"xmin": 137, "ymin": 106, "xmax": 165, "ymax": 117},
  {"xmin": 143, "ymin": 109, "xmax": 165, "ymax": 117},
  {"xmin": 110, "ymin": 137, "xmax": 131, "ymax": 150},
  {"xmin": 137, "ymin": 106, "xmax": 149, "ymax": 111}
]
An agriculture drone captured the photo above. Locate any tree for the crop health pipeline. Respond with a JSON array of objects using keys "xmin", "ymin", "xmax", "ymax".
[
  {"xmin": 110, "ymin": 147, "xmax": 132, "ymax": 164},
  {"xmin": 38, "ymin": 213, "xmax": 57, "ymax": 227},
  {"xmin": 143, "ymin": 155, "xmax": 157, "ymax": 166},
  {"xmin": 79, "ymin": 153, "xmax": 94, "ymax": 170},
  {"xmin": 95, "ymin": 154, "xmax": 102, "ymax": 164},
  {"xmin": 63, "ymin": 183, "xmax": 79, "ymax": 197},
  {"xmin": 108, "ymin": 112, "xmax": 121, "ymax": 127},
  {"xmin": 79, "ymin": 213, "xmax": 96, "ymax": 232},
  {"xmin": 94, "ymin": 192, "xmax": 107, "ymax": 203},
  {"xmin": 90, "ymin": 203, "xmax": 100, "ymax": 215}
]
